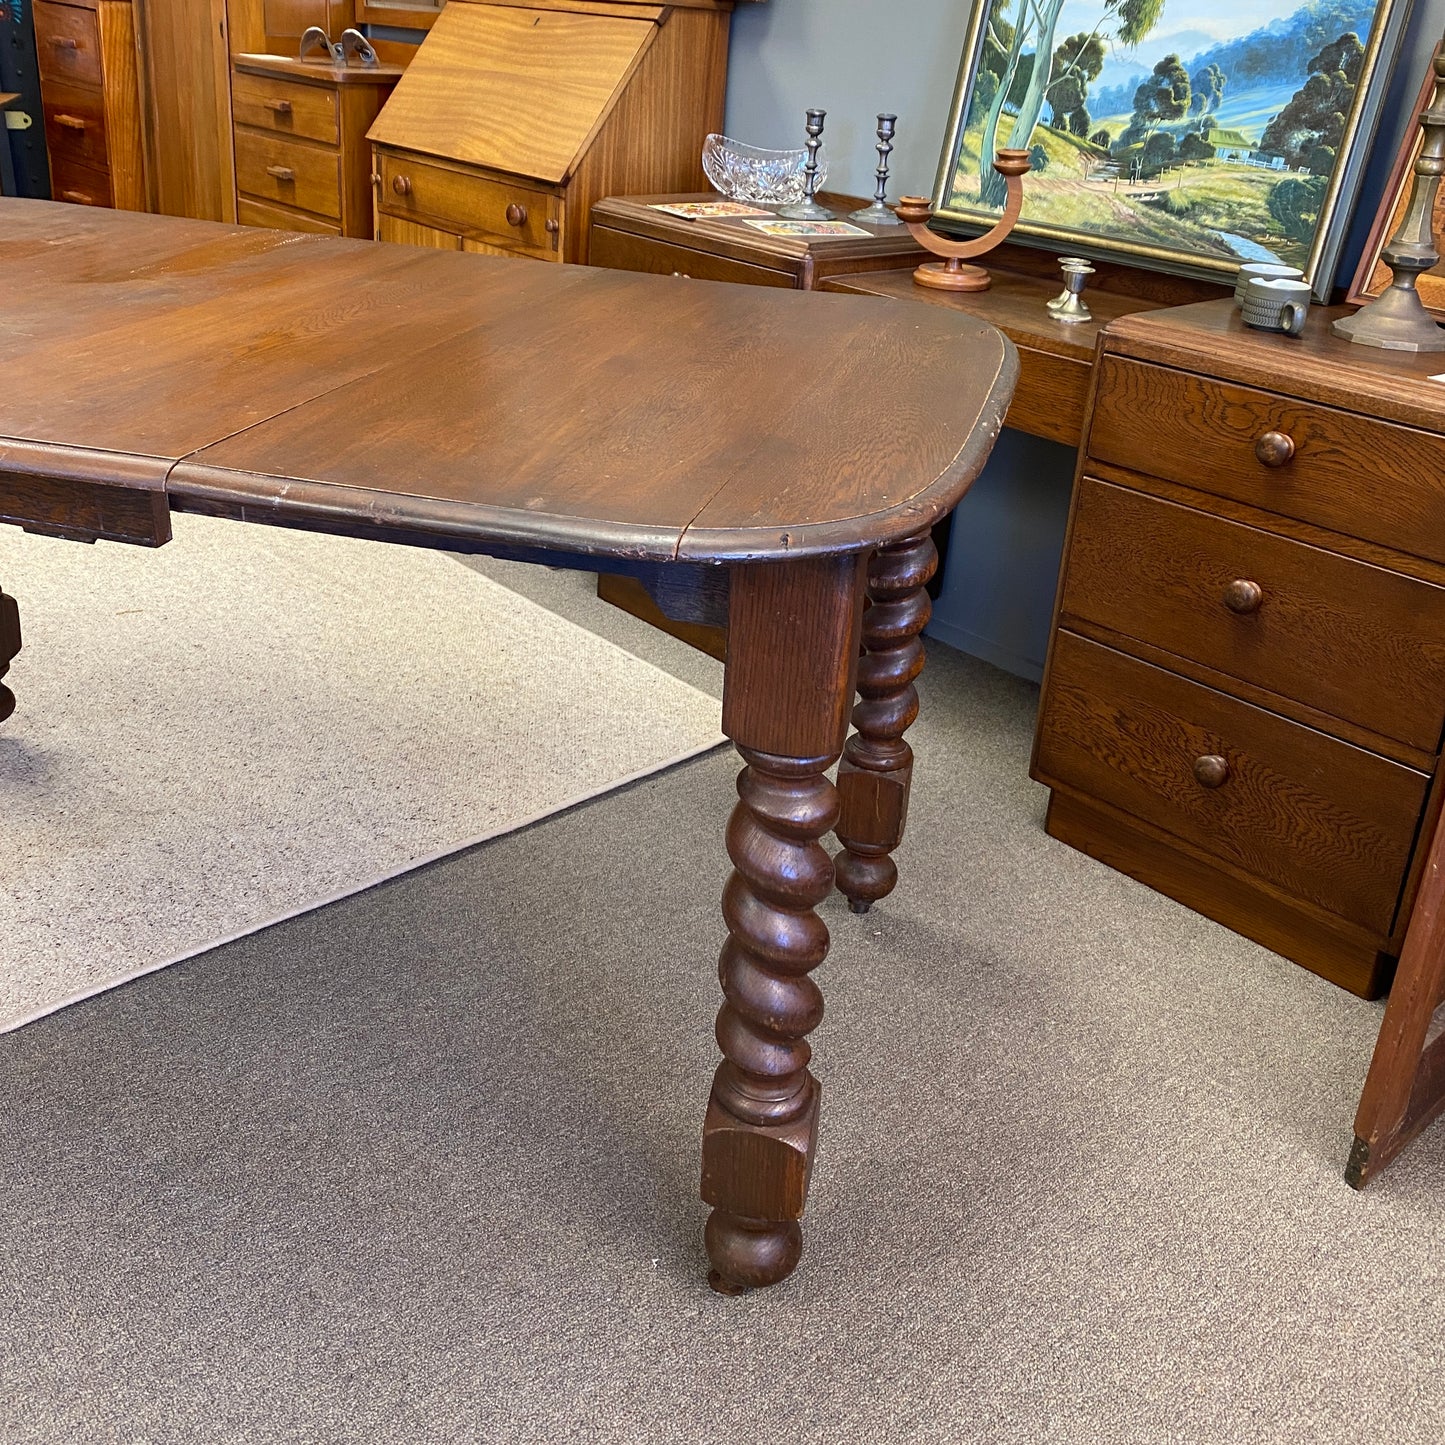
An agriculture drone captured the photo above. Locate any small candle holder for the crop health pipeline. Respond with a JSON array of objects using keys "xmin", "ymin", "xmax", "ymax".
[
  {"xmin": 1051, "ymin": 258, "xmax": 1095, "ymax": 324},
  {"xmin": 1334, "ymin": 40, "xmax": 1445, "ymax": 350},
  {"xmin": 1047, "ymin": 257, "xmax": 1090, "ymax": 312},
  {"xmin": 851, "ymin": 115, "xmax": 903, "ymax": 226},
  {"xmin": 778, "ymin": 109, "xmax": 834, "ymax": 221}
]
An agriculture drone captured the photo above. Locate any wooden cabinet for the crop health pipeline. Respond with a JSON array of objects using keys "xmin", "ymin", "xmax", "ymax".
[
  {"xmin": 34, "ymin": 0, "xmax": 144, "ymax": 210},
  {"xmin": 590, "ymin": 192, "xmax": 926, "ymax": 288},
  {"xmin": 231, "ymin": 53, "xmax": 400, "ymax": 238},
  {"xmin": 1032, "ymin": 299, "xmax": 1445, "ymax": 998},
  {"xmin": 369, "ymin": 0, "xmax": 733, "ymax": 263}
]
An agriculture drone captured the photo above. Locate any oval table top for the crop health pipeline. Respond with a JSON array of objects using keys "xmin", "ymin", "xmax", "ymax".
[{"xmin": 0, "ymin": 200, "xmax": 1017, "ymax": 563}]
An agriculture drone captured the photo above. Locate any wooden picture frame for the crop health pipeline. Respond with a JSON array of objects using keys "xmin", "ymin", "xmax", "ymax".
[
  {"xmin": 930, "ymin": 0, "xmax": 1409, "ymax": 301},
  {"xmin": 1346, "ymin": 44, "xmax": 1444, "ymax": 314}
]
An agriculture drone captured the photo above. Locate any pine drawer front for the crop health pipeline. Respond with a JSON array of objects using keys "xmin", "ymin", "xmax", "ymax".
[
  {"xmin": 1089, "ymin": 357, "xmax": 1445, "ymax": 566},
  {"xmin": 1062, "ymin": 478, "xmax": 1445, "ymax": 752},
  {"xmin": 235, "ymin": 130, "xmax": 341, "ymax": 221},
  {"xmin": 588, "ymin": 225, "xmax": 798, "ymax": 287},
  {"xmin": 375, "ymin": 150, "xmax": 558, "ymax": 258},
  {"xmin": 231, "ymin": 71, "xmax": 340, "ymax": 147},
  {"xmin": 34, "ymin": 1, "xmax": 103, "ymax": 90},
  {"xmin": 42, "ymin": 81, "xmax": 109, "ymax": 172},
  {"xmin": 1035, "ymin": 632, "xmax": 1429, "ymax": 936},
  {"xmin": 237, "ymin": 197, "xmax": 342, "ymax": 236},
  {"xmin": 49, "ymin": 155, "xmax": 112, "ymax": 208}
]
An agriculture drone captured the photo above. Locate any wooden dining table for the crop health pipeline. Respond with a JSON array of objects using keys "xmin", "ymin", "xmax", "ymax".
[{"xmin": 0, "ymin": 198, "xmax": 1016, "ymax": 1293}]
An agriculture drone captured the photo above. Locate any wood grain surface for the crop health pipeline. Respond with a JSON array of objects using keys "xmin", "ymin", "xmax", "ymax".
[{"xmin": 0, "ymin": 199, "xmax": 1017, "ymax": 562}]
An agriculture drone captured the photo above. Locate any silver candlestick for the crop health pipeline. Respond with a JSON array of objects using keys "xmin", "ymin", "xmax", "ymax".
[
  {"xmin": 778, "ymin": 109, "xmax": 834, "ymax": 220},
  {"xmin": 1051, "ymin": 258, "xmax": 1095, "ymax": 324},
  {"xmin": 852, "ymin": 114, "xmax": 902, "ymax": 225}
]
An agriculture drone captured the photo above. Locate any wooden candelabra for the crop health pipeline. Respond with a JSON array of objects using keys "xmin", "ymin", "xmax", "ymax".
[{"xmin": 894, "ymin": 149, "xmax": 1031, "ymax": 292}]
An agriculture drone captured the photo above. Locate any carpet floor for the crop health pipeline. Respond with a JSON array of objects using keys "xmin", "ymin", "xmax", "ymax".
[
  {"xmin": 0, "ymin": 519, "xmax": 722, "ymax": 1032},
  {"xmin": 1, "ymin": 566, "xmax": 1442, "ymax": 1444}
]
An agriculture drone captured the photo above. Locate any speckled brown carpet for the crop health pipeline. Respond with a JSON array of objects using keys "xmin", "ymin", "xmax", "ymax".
[
  {"xmin": 0, "ymin": 518, "xmax": 722, "ymax": 1032},
  {"xmin": 1, "ymin": 563, "xmax": 1442, "ymax": 1444}
]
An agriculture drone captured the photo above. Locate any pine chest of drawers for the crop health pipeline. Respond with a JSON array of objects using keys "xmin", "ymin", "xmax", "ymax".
[
  {"xmin": 1032, "ymin": 300, "xmax": 1445, "ymax": 997},
  {"xmin": 231, "ymin": 53, "xmax": 402, "ymax": 239},
  {"xmin": 33, "ymin": 0, "xmax": 144, "ymax": 211}
]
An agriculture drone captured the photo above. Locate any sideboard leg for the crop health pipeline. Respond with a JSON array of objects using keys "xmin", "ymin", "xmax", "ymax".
[
  {"xmin": 702, "ymin": 554, "xmax": 865, "ymax": 1293},
  {"xmin": 834, "ymin": 530, "xmax": 937, "ymax": 912},
  {"xmin": 0, "ymin": 587, "xmax": 21, "ymax": 723}
]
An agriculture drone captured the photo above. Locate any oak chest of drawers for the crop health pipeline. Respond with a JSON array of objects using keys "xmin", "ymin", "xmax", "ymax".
[
  {"xmin": 232, "ymin": 53, "xmax": 402, "ymax": 239},
  {"xmin": 34, "ymin": 0, "xmax": 144, "ymax": 210},
  {"xmin": 1032, "ymin": 299, "xmax": 1445, "ymax": 998}
]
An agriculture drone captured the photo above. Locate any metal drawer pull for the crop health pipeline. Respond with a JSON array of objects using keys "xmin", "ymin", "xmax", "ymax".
[
  {"xmin": 265, "ymin": 165, "xmax": 296, "ymax": 182},
  {"xmin": 1193, "ymin": 754, "xmax": 1231, "ymax": 788},
  {"xmin": 1254, "ymin": 430, "xmax": 1295, "ymax": 467},
  {"xmin": 505, "ymin": 202, "xmax": 528, "ymax": 227},
  {"xmin": 1223, "ymin": 579, "xmax": 1264, "ymax": 614},
  {"xmin": 264, "ymin": 99, "xmax": 293, "ymax": 116},
  {"xmin": 392, "ymin": 175, "xmax": 412, "ymax": 196}
]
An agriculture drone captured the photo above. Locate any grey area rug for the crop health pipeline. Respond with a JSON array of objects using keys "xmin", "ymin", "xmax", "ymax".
[
  {"xmin": 1, "ymin": 567, "xmax": 1442, "ymax": 1445},
  {"xmin": 0, "ymin": 516, "xmax": 723, "ymax": 1032}
]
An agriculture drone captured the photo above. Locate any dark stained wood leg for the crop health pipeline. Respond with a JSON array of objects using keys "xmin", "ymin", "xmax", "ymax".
[
  {"xmin": 1348, "ymin": 806, "xmax": 1445, "ymax": 1186},
  {"xmin": 834, "ymin": 529, "xmax": 937, "ymax": 913},
  {"xmin": 702, "ymin": 552, "xmax": 866, "ymax": 1294},
  {"xmin": 0, "ymin": 587, "xmax": 20, "ymax": 723}
]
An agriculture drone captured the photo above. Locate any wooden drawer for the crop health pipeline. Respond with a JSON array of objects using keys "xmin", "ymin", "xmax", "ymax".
[
  {"xmin": 375, "ymin": 149, "xmax": 557, "ymax": 258},
  {"xmin": 377, "ymin": 213, "xmax": 462, "ymax": 250},
  {"xmin": 231, "ymin": 69, "xmax": 339, "ymax": 147},
  {"xmin": 237, "ymin": 196, "xmax": 341, "ymax": 236},
  {"xmin": 1062, "ymin": 478, "xmax": 1445, "ymax": 753},
  {"xmin": 1089, "ymin": 356, "xmax": 1445, "ymax": 566},
  {"xmin": 235, "ymin": 129, "xmax": 341, "ymax": 220},
  {"xmin": 1034, "ymin": 631, "xmax": 1429, "ymax": 936},
  {"xmin": 589, "ymin": 224, "xmax": 798, "ymax": 287},
  {"xmin": 41, "ymin": 80, "xmax": 108, "ymax": 172},
  {"xmin": 49, "ymin": 154, "xmax": 111, "ymax": 208},
  {"xmin": 34, "ymin": 1, "xmax": 102, "ymax": 90}
]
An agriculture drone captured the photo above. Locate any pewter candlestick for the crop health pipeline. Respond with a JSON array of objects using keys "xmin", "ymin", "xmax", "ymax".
[
  {"xmin": 1334, "ymin": 41, "xmax": 1445, "ymax": 350},
  {"xmin": 852, "ymin": 114, "xmax": 903, "ymax": 225},
  {"xmin": 1052, "ymin": 258, "xmax": 1095, "ymax": 324},
  {"xmin": 778, "ymin": 109, "xmax": 834, "ymax": 220},
  {"xmin": 1047, "ymin": 256, "xmax": 1090, "ymax": 311}
]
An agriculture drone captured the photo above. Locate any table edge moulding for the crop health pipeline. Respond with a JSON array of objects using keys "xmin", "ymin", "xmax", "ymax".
[{"xmin": 0, "ymin": 197, "xmax": 1017, "ymax": 1295}]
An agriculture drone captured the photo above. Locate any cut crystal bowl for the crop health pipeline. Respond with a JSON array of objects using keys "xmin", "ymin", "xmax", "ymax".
[{"xmin": 701, "ymin": 134, "xmax": 827, "ymax": 207}]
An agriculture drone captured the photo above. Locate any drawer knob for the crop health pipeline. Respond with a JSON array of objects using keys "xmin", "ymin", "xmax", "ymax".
[
  {"xmin": 505, "ymin": 202, "xmax": 528, "ymax": 227},
  {"xmin": 1254, "ymin": 430, "xmax": 1295, "ymax": 467},
  {"xmin": 1193, "ymin": 754, "xmax": 1231, "ymax": 789},
  {"xmin": 265, "ymin": 165, "xmax": 296, "ymax": 183},
  {"xmin": 264, "ymin": 99, "xmax": 293, "ymax": 116},
  {"xmin": 54, "ymin": 114, "xmax": 87, "ymax": 131},
  {"xmin": 392, "ymin": 175, "xmax": 412, "ymax": 196},
  {"xmin": 1223, "ymin": 578, "xmax": 1264, "ymax": 614},
  {"xmin": 545, "ymin": 218, "xmax": 559, "ymax": 235}
]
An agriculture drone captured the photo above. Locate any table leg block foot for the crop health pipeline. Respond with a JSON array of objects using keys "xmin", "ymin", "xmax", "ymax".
[
  {"xmin": 706, "ymin": 1215, "xmax": 803, "ymax": 1294},
  {"xmin": 0, "ymin": 588, "xmax": 21, "ymax": 725}
]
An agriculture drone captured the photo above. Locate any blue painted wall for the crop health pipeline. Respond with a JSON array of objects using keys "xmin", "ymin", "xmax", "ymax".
[{"xmin": 727, "ymin": 0, "xmax": 1445, "ymax": 680}]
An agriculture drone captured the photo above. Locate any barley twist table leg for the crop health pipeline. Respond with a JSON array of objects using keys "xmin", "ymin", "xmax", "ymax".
[{"xmin": 834, "ymin": 530, "xmax": 937, "ymax": 912}]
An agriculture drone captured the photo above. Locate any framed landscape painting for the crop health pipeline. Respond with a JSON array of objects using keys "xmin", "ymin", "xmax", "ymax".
[{"xmin": 931, "ymin": 0, "xmax": 1408, "ymax": 298}]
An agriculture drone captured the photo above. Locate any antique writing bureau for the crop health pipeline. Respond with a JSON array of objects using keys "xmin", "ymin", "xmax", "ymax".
[
  {"xmin": 1032, "ymin": 300, "xmax": 1445, "ymax": 998},
  {"xmin": 367, "ymin": 0, "xmax": 735, "ymax": 261}
]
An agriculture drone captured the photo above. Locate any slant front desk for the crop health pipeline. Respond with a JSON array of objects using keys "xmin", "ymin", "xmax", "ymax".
[{"xmin": 0, "ymin": 201, "xmax": 1016, "ymax": 1294}]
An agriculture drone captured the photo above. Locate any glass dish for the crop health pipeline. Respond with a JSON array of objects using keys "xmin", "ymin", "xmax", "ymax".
[{"xmin": 701, "ymin": 134, "xmax": 827, "ymax": 207}]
